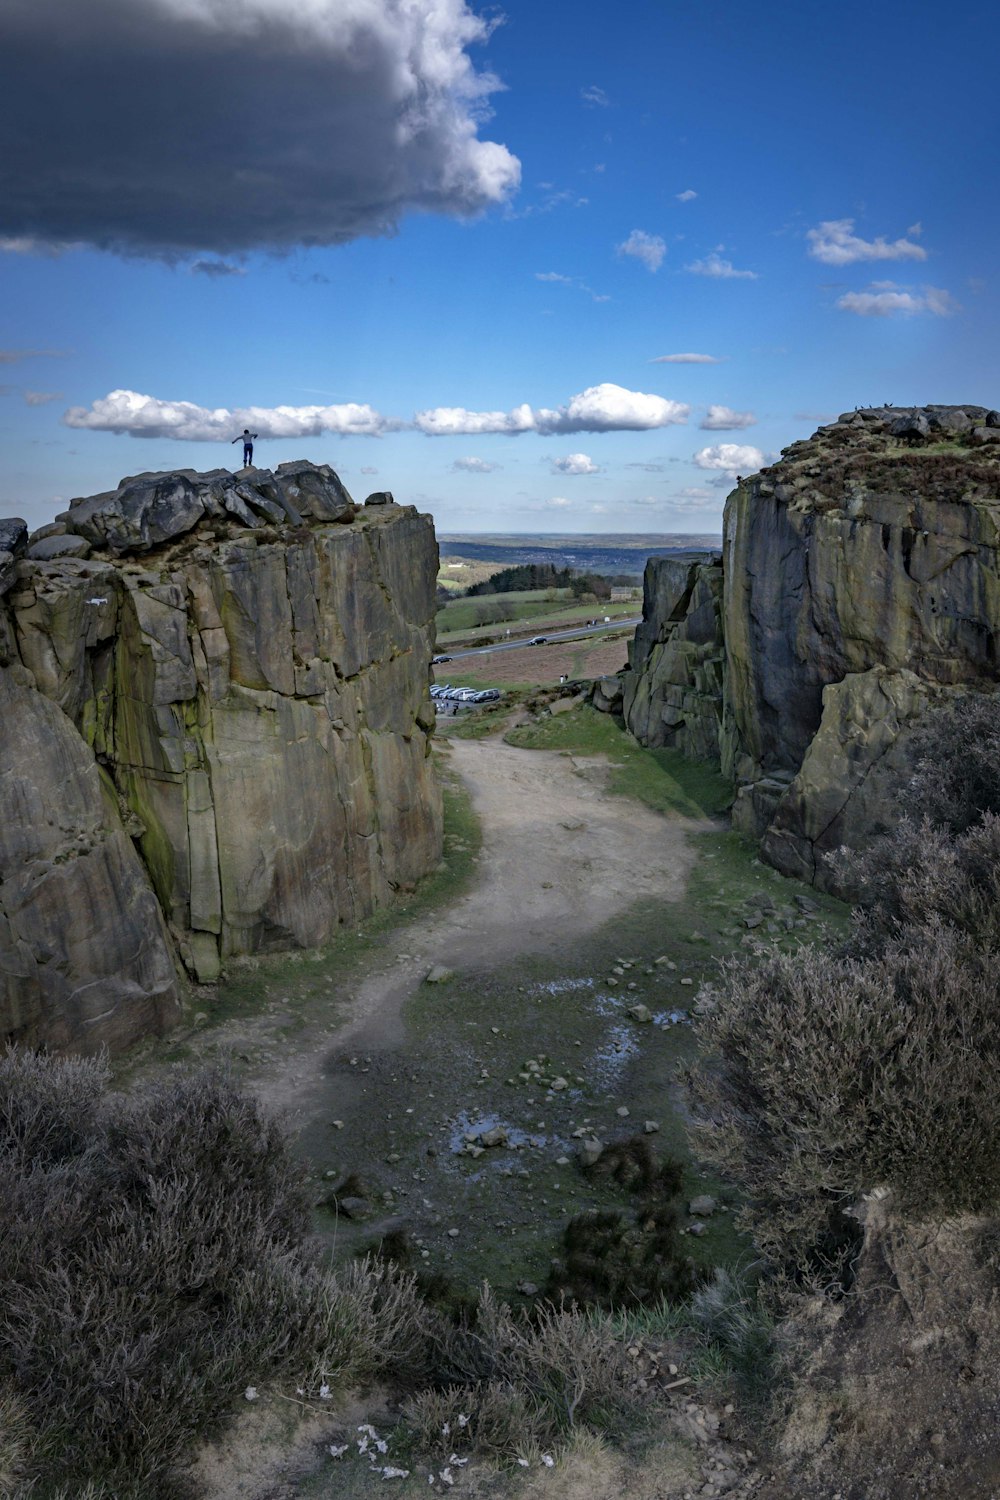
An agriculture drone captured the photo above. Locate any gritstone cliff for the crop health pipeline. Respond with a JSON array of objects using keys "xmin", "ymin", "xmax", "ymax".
[
  {"xmin": 0, "ymin": 463, "xmax": 442, "ymax": 1054},
  {"xmin": 610, "ymin": 405, "xmax": 1000, "ymax": 891}
]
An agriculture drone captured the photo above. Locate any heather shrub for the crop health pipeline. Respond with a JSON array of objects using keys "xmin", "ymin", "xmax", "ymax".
[
  {"xmin": 0, "ymin": 1053, "xmax": 425, "ymax": 1498},
  {"xmin": 905, "ymin": 690, "xmax": 1000, "ymax": 833},
  {"xmin": 841, "ymin": 812, "xmax": 1000, "ymax": 957},
  {"xmin": 686, "ymin": 922, "xmax": 1000, "ymax": 1275}
]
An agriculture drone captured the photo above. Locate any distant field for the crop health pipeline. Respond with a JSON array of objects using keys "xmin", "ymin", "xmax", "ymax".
[
  {"xmin": 438, "ymin": 531, "xmax": 720, "ymax": 580},
  {"xmin": 435, "ymin": 556, "xmax": 501, "ymax": 593},
  {"xmin": 434, "ymin": 631, "xmax": 632, "ymax": 689},
  {"xmin": 436, "ymin": 591, "xmax": 637, "ymax": 643}
]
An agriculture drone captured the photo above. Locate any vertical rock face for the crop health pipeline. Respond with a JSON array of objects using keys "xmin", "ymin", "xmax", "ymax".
[
  {"xmin": 620, "ymin": 555, "xmax": 724, "ymax": 762},
  {"xmin": 614, "ymin": 406, "xmax": 1000, "ymax": 891},
  {"xmin": 1, "ymin": 463, "xmax": 442, "ymax": 1050}
]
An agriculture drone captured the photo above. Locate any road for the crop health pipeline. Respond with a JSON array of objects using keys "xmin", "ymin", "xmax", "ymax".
[{"xmin": 437, "ymin": 616, "xmax": 641, "ymax": 662}]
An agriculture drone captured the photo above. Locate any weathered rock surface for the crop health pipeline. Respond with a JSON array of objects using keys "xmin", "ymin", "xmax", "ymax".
[
  {"xmin": 1, "ymin": 462, "xmax": 442, "ymax": 1051},
  {"xmin": 620, "ymin": 555, "xmax": 724, "ymax": 760},
  {"xmin": 723, "ymin": 405, "xmax": 1000, "ymax": 887},
  {"xmin": 0, "ymin": 668, "xmax": 180, "ymax": 1053},
  {"xmin": 615, "ymin": 406, "xmax": 1000, "ymax": 892}
]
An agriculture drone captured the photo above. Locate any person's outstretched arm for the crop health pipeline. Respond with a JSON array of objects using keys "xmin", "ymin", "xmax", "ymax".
[{"xmin": 231, "ymin": 436, "xmax": 240, "ymax": 443}]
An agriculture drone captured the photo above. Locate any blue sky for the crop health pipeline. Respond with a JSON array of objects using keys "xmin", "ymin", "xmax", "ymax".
[{"xmin": 1, "ymin": 0, "xmax": 996, "ymax": 534}]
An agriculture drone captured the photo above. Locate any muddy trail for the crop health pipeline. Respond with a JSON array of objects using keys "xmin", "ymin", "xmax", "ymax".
[
  {"xmin": 129, "ymin": 727, "xmax": 762, "ymax": 1297},
  {"xmin": 255, "ymin": 735, "xmax": 704, "ymax": 1114}
]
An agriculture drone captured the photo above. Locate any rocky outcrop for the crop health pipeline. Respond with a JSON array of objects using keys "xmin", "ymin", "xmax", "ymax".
[
  {"xmin": 616, "ymin": 406, "xmax": 1000, "ymax": 891},
  {"xmin": 620, "ymin": 555, "xmax": 724, "ymax": 761},
  {"xmin": 1, "ymin": 462, "xmax": 442, "ymax": 1052}
]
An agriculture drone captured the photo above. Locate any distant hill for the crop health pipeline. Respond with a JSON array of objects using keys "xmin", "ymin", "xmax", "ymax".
[{"xmin": 438, "ymin": 532, "xmax": 721, "ymax": 580}]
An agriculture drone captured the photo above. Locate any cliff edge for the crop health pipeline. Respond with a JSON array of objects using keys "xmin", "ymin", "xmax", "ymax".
[{"xmin": 0, "ymin": 463, "xmax": 442, "ymax": 1053}]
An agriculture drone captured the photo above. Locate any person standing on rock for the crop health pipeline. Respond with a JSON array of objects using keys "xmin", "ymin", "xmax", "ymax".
[{"xmin": 232, "ymin": 428, "xmax": 259, "ymax": 467}]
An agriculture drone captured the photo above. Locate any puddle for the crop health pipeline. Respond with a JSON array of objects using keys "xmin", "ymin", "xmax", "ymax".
[
  {"xmin": 447, "ymin": 1110, "xmax": 541, "ymax": 1154},
  {"xmin": 592, "ymin": 1023, "xmax": 640, "ymax": 1085},
  {"xmin": 533, "ymin": 977, "xmax": 596, "ymax": 997}
]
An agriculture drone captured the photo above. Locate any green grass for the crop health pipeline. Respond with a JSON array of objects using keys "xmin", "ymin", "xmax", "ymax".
[
  {"xmin": 504, "ymin": 705, "xmax": 734, "ymax": 820},
  {"xmin": 436, "ymin": 595, "xmax": 638, "ymax": 644}
]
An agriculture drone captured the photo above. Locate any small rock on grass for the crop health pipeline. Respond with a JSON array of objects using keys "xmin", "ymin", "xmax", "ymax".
[
  {"xmin": 424, "ymin": 964, "xmax": 455, "ymax": 984},
  {"xmin": 644, "ymin": 1120, "xmax": 660, "ymax": 1134},
  {"xmin": 578, "ymin": 1139, "xmax": 603, "ymax": 1167},
  {"xmin": 628, "ymin": 1003, "xmax": 652, "ymax": 1024},
  {"xmin": 689, "ymin": 1195, "xmax": 717, "ymax": 1217},
  {"xmin": 616, "ymin": 1105, "xmax": 630, "ymax": 1118}
]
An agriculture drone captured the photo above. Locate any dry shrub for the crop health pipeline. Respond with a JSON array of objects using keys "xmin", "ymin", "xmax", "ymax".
[
  {"xmin": 311, "ymin": 1254, "xmax": 435, "ymax": 1390},
  {"xmin": 407, "ymin": 1287, "xmax": 631, "ymax": 1458},
  {"xmin": 686, "ymin": 922, "xmax": 1000, "ymax": 1276},
  {"xmin": 403, "ymin": 1380, "xmax": 537, "ymax": 1460}
]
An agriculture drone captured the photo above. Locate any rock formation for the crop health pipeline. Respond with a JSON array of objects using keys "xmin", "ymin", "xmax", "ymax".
[
  {"xmin": 609, "ymin": 406, "xmax": 1000, "ymax": 890},
  {"xmin": 620, "ymin": 555, "xmax": 724, "ymax": 762},
  {"xmin": 1, "ymin": 463, "xmax": 442, "ymax": 1053}
]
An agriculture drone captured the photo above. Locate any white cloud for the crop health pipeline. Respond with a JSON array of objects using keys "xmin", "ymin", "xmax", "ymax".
[
  {"xmin": 699, "ymin": 404, "xmax": 756, "ymax": 430},
  {"xmin": 552, "ymin": 453, "xmax": 599, "ymax": 474},
  {"xmin": 650, "ymin": 352, "xmax": 723, "ymax": 364},
  {"xmin": 685, "ymin": 251, "xmax": 758, "ymax": 280},
  {"xmin": 24, "ymin": 390, "xmax": 62, "ymax": 405},
  {"xmin": 836, "ymin": 283, "xmax": 959, "ymax": 317},
  {"xmin": 360, "ymin": 465, "xmax": 379, "ymax": 474},
  {"xmin": 535, "ymin": 270, "xmax": 608, "ymax": 302},
  {"xmin": 452, "ymin": 456, "xmax": 500, "ymax": 472},
  {"xmin": 548, "ymin": 496, "xmax": 572, "ymax": 507},
  {"xmin": 807, "ymin": 218, "xmax": 927, "ymax": 267},
  {"xmin": 64, "ymin": 388, "xmax": 391, "ymax": 439},
  {"xmin": 617, "ymin": 229, "xmax": 666, "ymax": 272},
  {"xmin": 581, "ymin": 85, "xmax": 610, "ymax": 107},
  {"xmin": 415, "ymin": 383, "xmax": 689, "ymax": 436},
  {"xmin": 1, "ymin": 0, "xmax": 520, "ymax": 258},
  {"xmin": 630, "ymin": 495, "xmax": 665, "ymax": 507},
  {"xmin": 676, "ymin": 189, "xmax": 698, "ymax": 202},
  {"xmin": 693, "ymin": 443, "xmax": 764, "ymax": 478},
  {"xmin": 678, "ymin": 486, "xmax": 713, "ymax": 499}
]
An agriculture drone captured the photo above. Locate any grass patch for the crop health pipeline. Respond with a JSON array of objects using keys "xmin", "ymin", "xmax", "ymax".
[{"xmin": 505, "ymin": 705, "xmax": 733, "ymax": 820}]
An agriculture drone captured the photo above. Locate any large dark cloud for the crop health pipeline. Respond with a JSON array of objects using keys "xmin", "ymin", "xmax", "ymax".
[{"xmin": 0, "ymin": 0, "xmax": 519, "ymax": 258}]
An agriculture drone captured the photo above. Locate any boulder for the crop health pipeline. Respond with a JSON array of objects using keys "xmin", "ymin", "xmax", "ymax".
[
  {"xmin": 26, "ymin": 534, "xmax": 91, "ymax": 561},
  {"xmin": 273, "ymin": 460, "xmax": 354, "ymax": 522},
  {"xmin": 0, "ymin": 519, "xmax": 27, "ymax": 556}
]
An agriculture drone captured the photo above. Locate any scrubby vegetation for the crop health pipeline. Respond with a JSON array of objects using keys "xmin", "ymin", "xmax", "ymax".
[
  {"xmin": 0, "ymin": 1052, "xmax": 434, "ymax": 1497},
  {"xmin": 0, "ymin": 1050, "xmax": 727, "ymax": 1495},
  {"xmin": 686, "ymin": 690, "xmax": 1000, "ymax": 1281}
]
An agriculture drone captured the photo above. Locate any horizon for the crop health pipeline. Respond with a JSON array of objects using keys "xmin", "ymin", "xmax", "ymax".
[{"xmin": 2, "ymin": 0, "xmax": 996, "ymax": 538}]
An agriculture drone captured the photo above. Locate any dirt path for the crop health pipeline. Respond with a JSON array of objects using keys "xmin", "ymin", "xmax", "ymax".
[{"xmin": 250, "ymin": 736, "xmax": 704, "ymax": 1121}]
